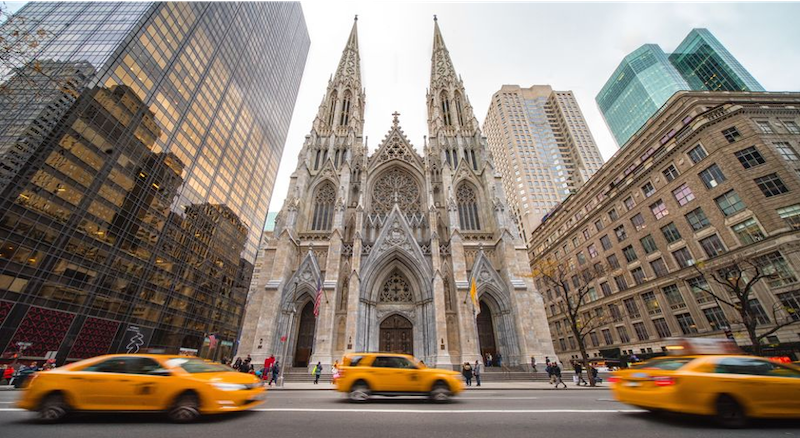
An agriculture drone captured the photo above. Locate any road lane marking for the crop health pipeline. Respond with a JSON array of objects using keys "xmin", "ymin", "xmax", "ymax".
[
  {"xmin": 252, "ymin": 408, "xmax": 644, "ymax": 414},
  {"xmin": 0, "ymin": 408, "xmax": 24, "ymax": 412}
]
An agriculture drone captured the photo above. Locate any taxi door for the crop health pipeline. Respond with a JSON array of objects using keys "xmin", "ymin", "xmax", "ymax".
[
  {"xmin": 74, "ymin": 357, "xmax": 139, "ymax": 409},
  {"xmin": 119, "ymin": 357, "xmax": 172, "ymax": 410},
  {"xmin": 713, "ymin": 357, "xmax": 799, "ymax": 417},
  {"xmin": 369, "ymin": 356, "xmax": 422, "ymax": 392}
]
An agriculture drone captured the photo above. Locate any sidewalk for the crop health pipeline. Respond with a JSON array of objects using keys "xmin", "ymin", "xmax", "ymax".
[{"xmin": 267, "ymin": 381, "xmax": 608, "ymax": 391}]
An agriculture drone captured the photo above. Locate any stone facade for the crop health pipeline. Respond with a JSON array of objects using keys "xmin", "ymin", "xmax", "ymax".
[
  {"xmin": 238, "ymin": 18, "xmax": 556, "ymax": 371},
  {"xmin": 528, "ymin": 91, "xmax": 800, "ymax": 364}
]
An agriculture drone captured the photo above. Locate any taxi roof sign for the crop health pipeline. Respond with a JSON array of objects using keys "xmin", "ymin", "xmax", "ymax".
[{"xmin": 665, "ymin": 337, "xmax": 742, "ymax": 355}]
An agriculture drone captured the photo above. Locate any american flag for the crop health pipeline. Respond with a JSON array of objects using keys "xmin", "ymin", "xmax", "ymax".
[{"xmin": 313, "ymin": 277, "xmax": 323, "ymax": 318}]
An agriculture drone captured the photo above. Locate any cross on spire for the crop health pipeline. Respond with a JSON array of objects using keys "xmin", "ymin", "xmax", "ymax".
[{"xmin": 392, "ymin": 111, "xmax": 401, "ymax": 127}]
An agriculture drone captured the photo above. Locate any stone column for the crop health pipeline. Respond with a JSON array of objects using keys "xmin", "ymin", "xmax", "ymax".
[
  {"xmin": 344, "ymin": 205, "xmax": 364, "ymax": 353},
  {"xmin": 429, "ymin": 228, "xmax": 453, "ymax": 368}
]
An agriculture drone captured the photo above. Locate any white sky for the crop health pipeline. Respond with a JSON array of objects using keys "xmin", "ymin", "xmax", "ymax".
[{"xmin": 269, "ymin": 0, "xmax": 800, "ymax": 222}]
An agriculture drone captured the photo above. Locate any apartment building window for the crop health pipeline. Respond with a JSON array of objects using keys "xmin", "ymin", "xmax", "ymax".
[
  {"xmin": 687, "ymin": 144, "xmax": 708, "ymax": 164},
  {"xmin": 650, "ymin": 258, "xmax": 669, "ymax": 277},
  {"xmin": 773, "ymin": 142, "xmax": 799, "ymax": 161},
  {"xmin": 595, "ymin": 219, "xmax": 604, "ymax": 232},
  {"xmin": 735, "ymin": 146, "xmax": 766, "ymax": 169},
  {"xmin": 631, "ymin": 267, "xmax": 646, "ymax": 285},
  {"xmin": 624, "ymin": 196, "xmax": 635, "ymax": 211},
  {"xmin": 583, "ymin": 229, "xmax": 591, "ymax": 240},
  {"xmin": 653, "ymin": 317, "xmax": 671, "ymax": 338},
  {"xmin": 686, "ymin": 208, "xmax": 710, "ymax": 231},
  {"xmin": 672, "ymin": 247, "xmax": 694, "ymax": 268},
  {"xmin": 662, "ymin": 284, "xmax": 686, "ymax": 310},
  {"xmin": 641, "ymin": 291, "xmax": 661, "ymax": 315},
  {"xmin": 576, "ymin": 252, "xmax": 587, "ymax": 265},
  {"xmin": 699, "ymin": 164, "xmax": 727, "ymax": 189},
  {"xmin": 600, "ymin": 235, "xmax": 612, "ymax": 251},
  {"xmin": 700, "ymin": 234, "xmax": 727, "ymax": 258},
  {"xmin": 608, "ymin": 303, "xmax": 623, "ymax": 321},
  {"xmin": 748, "ymin": 299, "xmax": 771, "ymax": 325},
  {"xmin": 640, "ymin": 235, "xmax": 658, "ymax": 254},
  {"xmin": 550, "ymin": 304, "xmax": 556, "ymax": 316},
  {"xmin": 609, "ymin": 208, "xmax": 619, "ymax": 221},
  {"xmin": 633, "ymin": 322, "xmax": 649, "ymax": 341},
  {"xmin": 559, "ymin": 339, "xmax": 567, "ymax": 351},
  {"xmin": 589, "ymin": 331, "xmax": 600, "ymax": 348},
  {"xmin": 703, "ymin": 307, "xmax": 729, "ymax": 331},
  {"xmin": 722, "ymin": 127, "xmax": 741, "ymax": 143},
  {"xmin": 715, "ymin": 190, "xmax": 745, "ymax": 216},
  {"xmin": 663, "ymin": 164, "xmax": 680, "ymax": 182},
  {"xmin": 588, "ymin": 287, "xmax": 598, "ymax": 302},
  {"xmin": 630, "ymin": 213, "xmax": 646, "ymax": 231},
  {"xmin": 616, "ymin": 326, "xmax": 631, "ymax": 343},
  {"xmin": 777, "ymin": 291, "xmax": 800, "ymax": 321},
  {"xmin": 756, "ymin": 120, "xmax": 774, "ymax": 134},
  {"xmin": 650, "ymin": 200, "xmax": 669, "ymax": 220},
  {"xmin": 602, "ymin": 329, "xmax": 613, "ymax": 345},
  {"xmin": 783, "ymin": 120, "xmax": 800, "ymax": 134},
  {"xmin": 600, "ymin": 282, "xmax": 612, "ymax": 297},
  {"xmin": 614, "ymin": 225, "xmax": 627, "ymax": 242},
  {"xmin": 622, "ymin": 245, "xmax": 638, "ymax": 263},
  {"xmin": 568, "ymin": 337, "xmax": 577, "ymax": 350},
  {"xmin": 573, "ymin": 236, "xmax": 580, "ymax": 248},
  {"xmin": 641, "ymin": 181, "xmax": 655, "ymax": 198},
  {"xmin": 687, "ymin": 275, "xmax": 713, "ymax": 304},
  {"xmin": 777, "ymin": 204, "xmax": 800, "ymax": 229},
  {"xmin": 732, "ymin": 218, "xmax": 765, "ymax": 245},
  {"xmin": 754, "ymin": 251, "xmax": 797, "ymax": 288},
  {"xmin": 755, "ymin": 173, "xmax": 789, "ymax": 197},
  {"xmin": 614, "ymin": 275, "xmax": 628, "ymax": 292},
  {"xmin": 587, "ymin": 244, "xmax": 598, "ymax": 258},
  {"xmin": 673, "ymin": 184, "xmax": 695, "ymax": 206},
  {"xmin": 607, "ymin": 254, "xmax": 621, "ymax": 270},
  {"xmin": 676, "ymin": 313, "xmax": 699, "ymax": 335},
  {"xmin": 661, "ymin": 222, "xmax": 682, "ymax": 243}
]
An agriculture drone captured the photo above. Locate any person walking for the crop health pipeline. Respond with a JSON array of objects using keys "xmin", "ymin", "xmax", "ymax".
[
  {"xmin": 486, "ymin": 353, "xmax": 492, "ymax": 367},
  {"xmin": 331, "ymin": 361, "xmax": 340, "ymax": 384},
  {"xmin": 462, "ymin": 362, "xmax": 473, "ymax": 386},
  {"xmin": 496, "ymin": 352, "xmax": 503, "ymax": 367},
  {"xmin": 574, "ymin": 361, "xmax": 588, "ymax": 386},
  {"xmin": 313, "ymin": 361, "xmax": 322, "ymax": 384},
  {"xmin": 546, "ymin": 361, "xmax": 555, "ymax": 385},
  {"xmin": 473, "ymin": 360, "xmax": 482, "ymax": 386},
  {"xmin": 269, "ymin": 360, "xmax": 280, "ymax": 386},
  {"xmin": 553, "ymin": 362, "xmax": 567, "ymax": 389}
]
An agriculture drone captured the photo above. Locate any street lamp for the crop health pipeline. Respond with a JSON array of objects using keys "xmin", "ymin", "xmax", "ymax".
[{"xmin": 277, "ymin": 279, "xmax": 299, "ymax": 387}]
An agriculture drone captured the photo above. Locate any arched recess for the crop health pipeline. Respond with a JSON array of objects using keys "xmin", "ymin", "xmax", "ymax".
[
  {"xmin": 293, "ymin": 300, "xmax": 316, "ymax": 367},
  {"xmin": 379, "ymin": 313, "xmax": 413, "ymax": 354},
  {"xmin": 310, "ymin": 180, "xmax": 336, "ymax": 231},
  {"xmin": 328, "ymin": 90, "xmax": 338, "ymax": 126},
  {"xmin": 456, "ymin": 182, "xmax": 481, "ymax": 230},
  {"xmin": 476, "ymin": 285, "xmax": 521, "ymax": 366},
  {"xmin": 440, "ymin": 90, "xmax": 451, "ymax": 126},
  {"xmin": 340, "ymin": 89, "xmax": 352, "ymax": 126},
  {"xmin": 454, "ymin": 91, "xmax": 465, "ymax": 126}
]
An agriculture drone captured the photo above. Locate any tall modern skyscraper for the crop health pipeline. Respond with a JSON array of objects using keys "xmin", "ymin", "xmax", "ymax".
[
  {"xmin": 0, "ymin": 2, "xmax": 309, "ymax": 363},
  {"xmin": 483, "ymin": 85, "xmax": 604, "ymax": 240},
  {"xmin": 597, "ymin": 29, "xmax": 764, "ymax": 147}
]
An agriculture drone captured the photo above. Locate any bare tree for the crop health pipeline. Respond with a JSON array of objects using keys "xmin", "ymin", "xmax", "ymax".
[
  {"xmin": 0, "ymin": 3, "xmax": 57, "ymax": 98},
  {"xmin": 530, "ymin": 259, "xmax": 608, "ymax": 386},
  {"xmin": 688, "ymin": 255, "xmax": 799, "ymax": 356}
]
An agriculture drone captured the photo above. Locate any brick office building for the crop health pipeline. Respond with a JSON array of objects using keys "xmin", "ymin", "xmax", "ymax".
[{"xmin": 528, "ymin": 91, "xmax": 800, "ymax": 364}]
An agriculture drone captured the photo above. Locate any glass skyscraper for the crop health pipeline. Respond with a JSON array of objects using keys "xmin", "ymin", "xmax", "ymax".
[
  {"xmin": 597, "ymin": 29, "xmax": 763, "ymax": 147},
  {"xmin": 0, "ymin": 2, "xmax": 309, "ymax": 363}
]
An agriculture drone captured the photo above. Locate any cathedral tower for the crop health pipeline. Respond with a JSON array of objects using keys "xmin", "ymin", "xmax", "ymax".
[{"xmin": 239, "ymin": 18, "xmax": 555, "ymax": 372}]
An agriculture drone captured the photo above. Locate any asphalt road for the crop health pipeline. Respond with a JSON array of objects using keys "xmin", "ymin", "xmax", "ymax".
[{"xmin": 0, "ymin": 389, "xmax": 797, "ymax": 437}]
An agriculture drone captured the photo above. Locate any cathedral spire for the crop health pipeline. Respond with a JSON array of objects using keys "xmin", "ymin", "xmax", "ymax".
[
  {"xmin": 333, "ymin": 17, "xmax": 362, "ymax": 89},
  {"xmin": 430, "ymin": 16, "xmax": 457, "ymax": 90}
]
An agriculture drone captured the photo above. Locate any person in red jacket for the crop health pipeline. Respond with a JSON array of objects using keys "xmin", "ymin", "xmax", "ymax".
[{"xmin": 263, "ymin": 355, "xmax": 275, "ymax": 380}]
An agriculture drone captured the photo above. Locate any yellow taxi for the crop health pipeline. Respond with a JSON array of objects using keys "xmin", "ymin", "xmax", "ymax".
[
  {"xmin": 17, "ymin": 354, "xmax": 266, "ymax": 423},
  {"xmin": 335, "ymin": 352, "xmax": 463, "ymax": 402},
  {"xmin": 609, "ymin": 338, "xmax": 800, "ymax": 427}
]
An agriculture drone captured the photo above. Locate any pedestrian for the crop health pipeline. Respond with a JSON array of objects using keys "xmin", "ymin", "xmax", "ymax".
[
  {"xmin": 0, "ymin": 365, "xmax": 11, "ymax": 385},
  {"xmin": 264, "ymin": 354, "xmax": 275, "ymax": 373},
  {"xmin": 530, "ymin": 356, "xmax": 537, "ymax": 373},
  {"xmin": 546, "ymin": 362, "xmax": 556, "ymax": 385},
  {"xmin": 313, "ymin": 361, "xmax": 322, "ymax": 384},
  {"xmin": 462, "ymin": 362, "xmax": 473, "ymax": 386},
  {"xmin": 496, "ymin": 352, "xmax": 502, "ymax": 368},
  {"xmin": 553, "ymin": 362, "xmax": 567, "ymax": 389},
  {"xmin": 590, "ymin": 364, "xmax": 600, "ymax": 385},
  {"xmin": 486, "ymin": 353, "xmax": 492, "ymax": 367},
  {"xmin": 574, "ymin": 361, "xmax": 587, "ymax": 386},
  {"xmin": 331, "ymin": 361, "xmax": 340, "ymax": 384},
  {"xmin": 473, "ymin": 360, "xmax": 481, "ymax": 387},
  {"xmin": 233, "ymin": 357, "xmax": 242, "ymax": 370},
  {"xmin": 269, "ymin": 360, "xmax": 280, "ymax": 386}
]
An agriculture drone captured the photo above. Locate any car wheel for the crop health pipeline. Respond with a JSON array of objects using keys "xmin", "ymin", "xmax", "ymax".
[
  {"xmin": 715, "ymin": 394, "xmax": 747, "ymax": 428},
  {"xmin": 37, "ymin": 393, "xmax": 69, "ymax": 423},
  {"xmin": 349, "ymin": 382, "xmax": 370, "ymax": 403},
  {"xmin": 168, "ymin": 392, "xmax": 201, "ymax": 423},
  {"xmin": 429, "ymin": 382, "xmax": 451, "ymax": 404}
]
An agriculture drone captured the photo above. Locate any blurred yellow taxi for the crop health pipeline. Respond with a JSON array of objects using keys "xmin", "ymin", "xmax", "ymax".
[
  {"xmin": 609, "ymin": 338, "xmax": 800, "ymax": 427},
  {"xmin": 17, "ymin": 354, "xmax": 265, "ymax": 423},
  {"xmin": 335, "ymin": 352, "xmax": 463, "ymax": 402}
]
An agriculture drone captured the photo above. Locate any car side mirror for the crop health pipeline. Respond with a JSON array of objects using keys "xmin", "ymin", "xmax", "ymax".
[{"xmin": 149, "ymin": 368, "xmax": 172, "ymax": 376}]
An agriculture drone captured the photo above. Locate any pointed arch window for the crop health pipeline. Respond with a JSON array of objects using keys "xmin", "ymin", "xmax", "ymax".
[
  {"xmin": 440, "ymin": 91, "xmax": 451, "ymax": 126},
  {"xmin": 340, "ymin": 90, "xmax": 352, "ymax": 126},
  {"xmin": 311, "ymin": 182, "xmax": 336, "ymax": 231},
  {"xmin": 454, "ymin": 92, "xmax": 465, "ymax": 126},
  {"xmin": 470, "ymin": 149, "xmax": 478, "ymax": 170},
  {"xmin": 314, "ymin": 149, "xmax": 321, "ymax": 170},
  {"xmin": 457, "ymin": 183, "xmax": 481, "ymax": 230},
  {"xmin": 328, "ymin": 91, "xmax": 338, "ymax": 126},
  {"xmin": 379, "ymin": 271, "xmax": 414, "ymax": 303}
]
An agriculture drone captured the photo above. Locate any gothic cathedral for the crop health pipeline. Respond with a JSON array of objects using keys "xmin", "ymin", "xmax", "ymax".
[{"xmin": 239, "ymin": 18, "xmax": 555, "ymax": 370}]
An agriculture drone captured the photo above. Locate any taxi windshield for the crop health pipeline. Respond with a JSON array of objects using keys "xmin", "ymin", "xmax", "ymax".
[
  {"xmin": 165, "ymin": 358, "xmax": 231, "ymax": 373},
  {"xmin": 638, "ymin": 358, "xmax": 695, "ymax": 371}
]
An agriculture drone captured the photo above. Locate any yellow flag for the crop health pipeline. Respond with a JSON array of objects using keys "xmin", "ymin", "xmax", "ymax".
[{"xmin": 470, "ymin": 278, "xmax": 480, "ymax": 316}]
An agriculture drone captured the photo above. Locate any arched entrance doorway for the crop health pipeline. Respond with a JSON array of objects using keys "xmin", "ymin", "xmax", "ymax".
[
  {"xmin": 294, "ymin": 301, "xmax": 316, "ymax": 367},
  {"xmin": 477, "ymin": 301, "xmax": 497, "ymax": 364},
  {"xmin": 379, "ymin": 314, "xmax": 413, "ymax": 355}
]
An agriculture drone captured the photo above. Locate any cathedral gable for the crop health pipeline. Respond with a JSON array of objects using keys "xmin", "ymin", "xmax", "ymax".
[
  {"xmin": 368, "ymin": 121, "xmax": 423, "ymax": 172},
  {"xmin": 281, "ymin": 251, "xmax": 323, "ymax": 309},
  {"xmin": 363, "ymin": 204, "xmax": 431, "ymax": 278}
]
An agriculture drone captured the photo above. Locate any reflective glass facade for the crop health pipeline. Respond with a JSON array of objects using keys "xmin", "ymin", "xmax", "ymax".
[
  {"xmin": 0, "ymin": 2, "xmax": 309, "ymax": 363},
  {"xmin": 669, "ymin": 29, "xmax": 764, "ymax": 93},
  {"xmin": 596, "ymin": 44, "xmax": 689, "ymax": 147}
]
